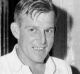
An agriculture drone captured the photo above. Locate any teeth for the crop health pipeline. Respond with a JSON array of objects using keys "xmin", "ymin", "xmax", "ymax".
[{"xmin": 33, "ymin": 47, "xmax": 44, "ymax": 50}]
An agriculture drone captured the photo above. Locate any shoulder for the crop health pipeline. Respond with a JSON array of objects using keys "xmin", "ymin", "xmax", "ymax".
[
  {"xmin": 0, "ymin": 54, "xmax": 10, "ymax": 64},
  {"xmin": 52, "ymin": 57, "xmax": 69, "ymax": 66},
  {"xmin": 0, "ymin": 53, "xmax": 12, "ymax": 74},
  {"xmin": 0, "ymin": 49, "xmax": 22, "ymax": 74},
  {"xmin": 0, "ymin": 51, "xmax": 16, "ymax": 73},
  {"xmin": 0, "ymin": 52, "xmax": 13, "ymax": 62},
  {"xmin": 51, "ymin": 57, "xmax": 72, "ymax": 74}
]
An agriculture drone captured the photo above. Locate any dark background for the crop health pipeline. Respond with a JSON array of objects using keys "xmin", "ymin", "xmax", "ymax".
[{"xmin": 8, "ymin": 0, "xmax": 19, "ymax": 52}]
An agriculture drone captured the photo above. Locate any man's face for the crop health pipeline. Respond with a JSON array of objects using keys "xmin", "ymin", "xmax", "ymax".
[{"xmin": 18, "ymin": 11, "xmax": 55, "ymax": 63}]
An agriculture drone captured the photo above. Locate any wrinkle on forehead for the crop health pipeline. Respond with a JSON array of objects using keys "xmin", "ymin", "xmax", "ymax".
[
  {"xmin": 21, "ymin": 9, "xmax": 54, "ymax": 20},
  {"xmin": 20, "ymin": 11, "xmax": 54, "ymax": 28},
  {"xmin": 32, "ymin": 11, "xmax": 54, "ymax": 23}
]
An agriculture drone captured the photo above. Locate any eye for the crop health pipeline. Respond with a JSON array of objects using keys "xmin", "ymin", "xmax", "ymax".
[
  {"xmin": 46, "ymin": 28, "xmax": 54, "ymax": 33},
  {"xmin": 29, "ymin": 28, "xmax": 37, "ymax": 32}
]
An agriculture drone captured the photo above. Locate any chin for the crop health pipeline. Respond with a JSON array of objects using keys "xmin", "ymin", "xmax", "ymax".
[{"xmin": 33, "ymin": 56, "xmax": 48, "ymax": 64}]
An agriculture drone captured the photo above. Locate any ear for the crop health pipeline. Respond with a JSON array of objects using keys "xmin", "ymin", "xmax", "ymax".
[{"xmin": 10, "ymin": 22, "xmax": 20, "ymax": 39}]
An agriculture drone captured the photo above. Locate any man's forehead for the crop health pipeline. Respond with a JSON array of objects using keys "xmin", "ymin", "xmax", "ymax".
[
  {"xmin": 19, "ymin": 11, "xmax": 54, "ymax": 29},
  {"xmin": 35, "ymin": 11, "xmax": 54, "ymax": 22},
  {"xmin": 20, "ymin": 11, "xmax": 54, "ymax": 21}
]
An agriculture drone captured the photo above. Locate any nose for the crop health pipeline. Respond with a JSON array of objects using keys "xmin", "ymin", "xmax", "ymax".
[{"xmin": 40, "ymin": 31, "xmax": 46, "ymax": 45}]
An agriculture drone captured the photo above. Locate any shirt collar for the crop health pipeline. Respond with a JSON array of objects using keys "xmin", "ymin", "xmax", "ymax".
[
  {"xmin": 8, "ymin": 44, "xmax": 23, "ymax": 72},
  {"xmin": 10, "ymin": 44, "xmax": 56, "ymax": 74},
  {"xmin": 45, "ymin": 56, "xmax": 56, "ymax": 74}
]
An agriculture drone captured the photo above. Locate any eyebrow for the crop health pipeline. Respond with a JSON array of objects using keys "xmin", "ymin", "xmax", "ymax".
[
  {"xmin": 24, "ymin": 25, "xmax": 38, "ymax": 29},
  {"xmin": 46, "ymin": 26, "xmax": 54, "ymax": 30},
  {"xmin": 24, "ymin": 25, "xmax": 54, "ymax": 30}
]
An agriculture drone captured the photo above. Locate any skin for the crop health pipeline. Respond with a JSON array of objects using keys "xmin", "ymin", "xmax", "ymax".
[{"xmin": 11, "ymin": 11, "xmax": 55, "ymax": 74}]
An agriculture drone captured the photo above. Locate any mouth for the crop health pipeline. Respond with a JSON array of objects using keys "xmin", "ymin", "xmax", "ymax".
[{"xmin": 32, "ymin": 47, "xmax": 46, "ymax": 51}]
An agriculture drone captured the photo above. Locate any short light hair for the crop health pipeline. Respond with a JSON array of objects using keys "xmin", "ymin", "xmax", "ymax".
[{"xmin": 14, "ymin": 0, "xmax": 57, "ymax": 24}]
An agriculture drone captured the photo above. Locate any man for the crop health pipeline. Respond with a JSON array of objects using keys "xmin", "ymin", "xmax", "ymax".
[{"xmin": 0, "ymin": 0, "xmax": 72, "ymax": 74}]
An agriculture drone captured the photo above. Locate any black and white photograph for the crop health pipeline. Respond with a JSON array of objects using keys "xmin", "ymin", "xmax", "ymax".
[{"xmin": 0, "ymin": 0, "xmax": 80, "ymax": 74}]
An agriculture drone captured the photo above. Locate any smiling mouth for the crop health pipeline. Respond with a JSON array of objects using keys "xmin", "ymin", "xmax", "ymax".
[{"xmin": 32, "ymin": 47, "xmax": 46, "ymax": 51}]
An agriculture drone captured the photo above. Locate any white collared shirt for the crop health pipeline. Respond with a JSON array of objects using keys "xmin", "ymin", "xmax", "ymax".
[{"xmin": 0, "ymin": 45, "xmax": 72, "ymax": 74}]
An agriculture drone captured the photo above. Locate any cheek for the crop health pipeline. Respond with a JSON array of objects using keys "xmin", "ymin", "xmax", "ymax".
[
  {"xmin": 20, "ymin": 33, "xmax": 35, "ymax": 46},
  {"xmin": 47, "ymin": 37, "xmax": 54, "ymax": 47},
  {"xmin": 19, "ymin": 30, "xmax": 41, "ymax": 47},
  {"xmin": 19, "ymin": 32, "xmax": 29, "ymax": 46}
]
